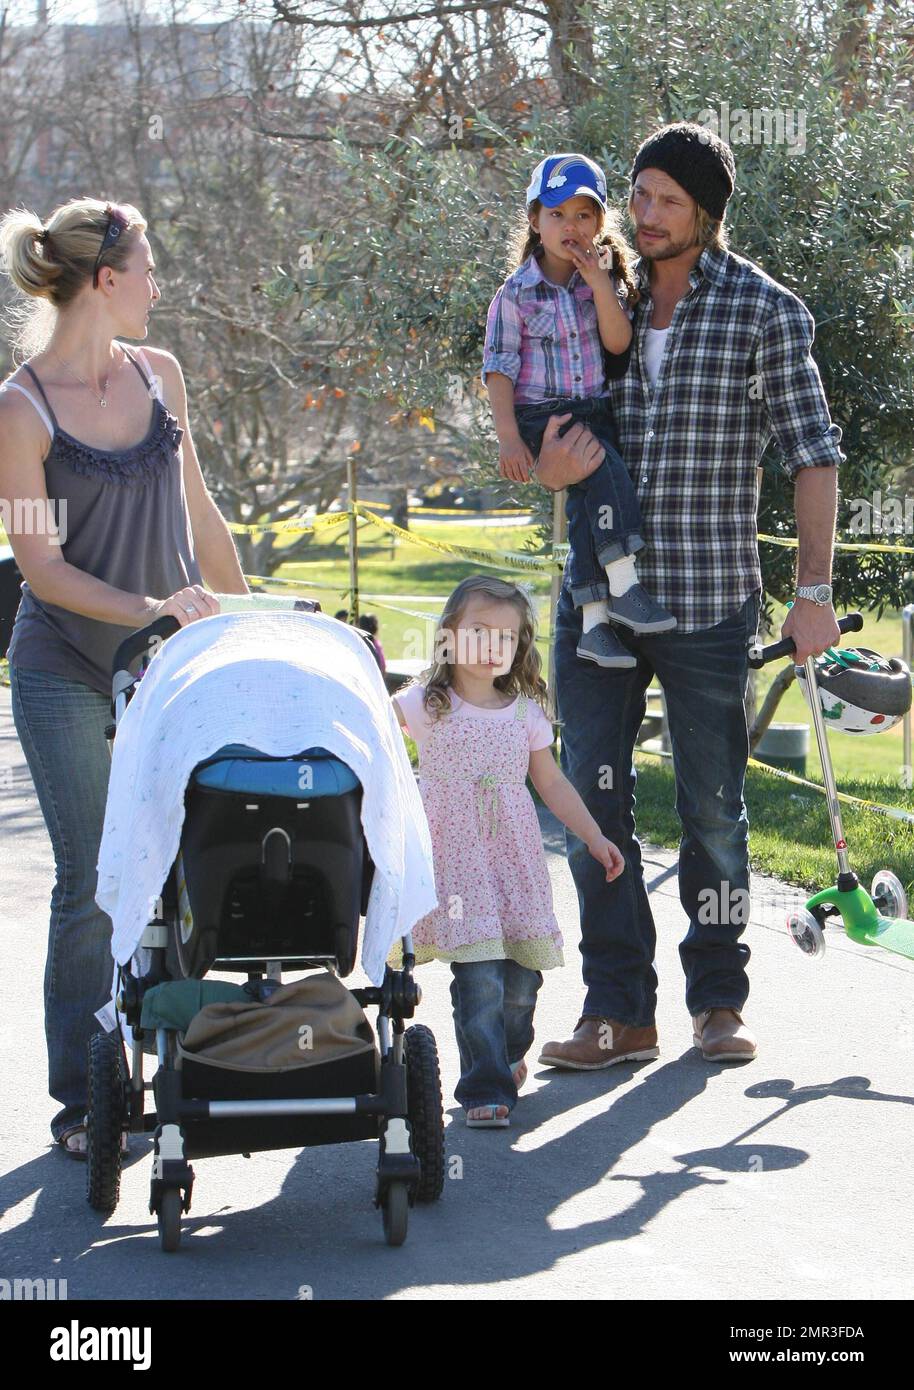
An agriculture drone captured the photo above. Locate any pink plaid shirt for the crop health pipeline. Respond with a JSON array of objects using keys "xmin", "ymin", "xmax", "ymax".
[{"xmin": 482, "ymin": 250, "xmax": 629, "ymax": 404}]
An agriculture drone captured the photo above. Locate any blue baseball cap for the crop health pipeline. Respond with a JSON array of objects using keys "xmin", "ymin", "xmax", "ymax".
[{"xmin": 526, "ymin": 153, "xmax": 608, "ymax": 211}]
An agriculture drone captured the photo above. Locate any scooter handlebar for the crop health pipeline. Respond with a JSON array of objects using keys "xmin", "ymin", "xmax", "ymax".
[{"xmin": 747, "ymin": 611, "xmax": 864, "ymax": 669}]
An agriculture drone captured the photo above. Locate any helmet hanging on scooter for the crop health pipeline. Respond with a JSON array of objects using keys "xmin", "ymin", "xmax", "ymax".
[{"xmin": 795, "ymin": 646, "xmax": 912, "ymax": 735}]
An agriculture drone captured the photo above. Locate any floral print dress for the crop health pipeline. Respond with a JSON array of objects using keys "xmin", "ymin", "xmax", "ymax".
[{"xmin": 393, "ymin": 682, "xmax": 564, "ymax": 970}]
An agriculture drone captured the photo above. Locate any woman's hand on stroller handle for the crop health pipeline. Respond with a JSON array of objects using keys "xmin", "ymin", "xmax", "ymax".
[
  {"xmin": 111, "ymin": 590, "xmax": 324, "ymax": 692},
  {"xmin": 748, "ymin": 612, "xmax": 863, "ymax": 669},
  {"xmin": 149, "ymin": 584, "xmax": 221, "ymax": 630}
]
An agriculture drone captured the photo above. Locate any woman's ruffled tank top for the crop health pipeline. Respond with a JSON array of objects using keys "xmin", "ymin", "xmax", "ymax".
[{"xmin": 2, "ymin": 345, "xmax": 202, "ymax": 696}]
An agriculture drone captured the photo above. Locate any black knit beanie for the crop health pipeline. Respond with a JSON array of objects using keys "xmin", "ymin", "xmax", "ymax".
[{"xmin": 630, "ymin": 121, "xmax": 736, "ymax": 220}]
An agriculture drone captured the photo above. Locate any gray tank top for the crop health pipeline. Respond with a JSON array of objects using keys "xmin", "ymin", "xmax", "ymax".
[{"xmin": 4, "ymin": 345, "xmax": 202, "ymax": 696}]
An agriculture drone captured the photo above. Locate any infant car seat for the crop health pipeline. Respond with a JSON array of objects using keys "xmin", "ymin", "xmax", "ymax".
[{"xmin": 169, "ymin": 742, "xmax": 374, "ymax": 978}]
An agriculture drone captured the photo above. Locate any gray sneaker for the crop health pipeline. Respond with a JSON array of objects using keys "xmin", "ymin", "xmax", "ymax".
[
  {"xmin": 607, "ymin": 584, "xmax": 677, "ymax": 634},
  {"xmin": 577, "ymin": 623, "xmax": 637, "ymax": 669}
]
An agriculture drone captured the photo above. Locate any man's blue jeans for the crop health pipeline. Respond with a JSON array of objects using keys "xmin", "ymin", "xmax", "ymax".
[
  {"xmin": 9, "ymin": 664, "xmax": 115, "ymax": 1143},
  {"xmin": 449, "ymin": 959, "xmax": 543, "ymax": 1110},
  {"xmin": 515, "ymin": 396, "xmax": 645, "ymax": 605},
  {"xmin": 553, "ymin": 586, "xmax": 761, "ymax": 1023}
]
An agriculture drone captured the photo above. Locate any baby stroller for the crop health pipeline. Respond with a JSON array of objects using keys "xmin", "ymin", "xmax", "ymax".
[{"xmin": 85, "ymin": 595, "xmax": 445, "ymax": 1250}]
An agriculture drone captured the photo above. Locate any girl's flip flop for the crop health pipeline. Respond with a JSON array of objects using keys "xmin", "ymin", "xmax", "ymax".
[
  {"xmin": 466, "ymin": 1104, "xmax": 510, "ymax": 1128},
  {"xmin": 510, "ymin": 1059, "xmax": 527, "ymax": 1090}
]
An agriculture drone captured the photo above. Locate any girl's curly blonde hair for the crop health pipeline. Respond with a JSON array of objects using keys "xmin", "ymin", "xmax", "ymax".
[
  {"xmin": 408, "ymin": 575, "xmax": 558, "ymax": 727},
  {"xmin": 507, "ymin": 198, "xmax": 641, "ymax": 310}
]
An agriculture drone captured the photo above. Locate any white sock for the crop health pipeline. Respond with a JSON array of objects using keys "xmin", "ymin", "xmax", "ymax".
[
  {"xmin": 606, "ymin": 554, "xmax": 638, "ymax": 597},
  {"xmin": 581, "ymin": 599, "xmax": 609, "ymax": 632}
]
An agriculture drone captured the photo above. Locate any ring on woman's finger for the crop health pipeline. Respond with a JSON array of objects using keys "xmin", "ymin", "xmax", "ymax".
[{"xmin": 185, "ymin": 605, "xmax": 198, "ymax": 616}]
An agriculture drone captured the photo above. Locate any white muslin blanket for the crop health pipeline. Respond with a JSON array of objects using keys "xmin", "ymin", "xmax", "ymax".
[{"xmin": 96, "ymin": 611, "xmax": 438, "ymax": 985}]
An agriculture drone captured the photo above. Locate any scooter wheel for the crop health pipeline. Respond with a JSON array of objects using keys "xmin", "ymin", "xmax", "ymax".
[
  {"xmin": 871, "ymin": 870, "xmax": 908, "ymax": 921},
  {"xmin": 786, "ymin": 908, "xmax": 826, "ymax": 959}
]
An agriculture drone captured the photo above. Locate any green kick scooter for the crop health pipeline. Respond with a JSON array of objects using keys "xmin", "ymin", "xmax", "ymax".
[{"xmin": 748, "ymin": 610, "xmax": 914, "ymax": 961}]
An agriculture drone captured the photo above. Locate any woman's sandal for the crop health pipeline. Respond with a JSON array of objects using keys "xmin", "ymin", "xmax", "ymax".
[
  {"xmin": 466, "ymin": 1104, "xmax": 511, "ymax": 1128},
  {"xmin": 56, "ymin": 1124, "xmax": 129, "ymax": 1161}
]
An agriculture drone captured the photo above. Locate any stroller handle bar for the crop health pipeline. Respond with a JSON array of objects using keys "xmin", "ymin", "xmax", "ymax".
[
  {"xmin": 111, "ymin": 593, "xmax": 322, "ymax": 688},
  {"xmin": 110, "ymin": 593, "xmax": 323, "ymax": 712},
  {"xmin": 747, "ymin": 611, "xmax": 863, "ymax": 669}
]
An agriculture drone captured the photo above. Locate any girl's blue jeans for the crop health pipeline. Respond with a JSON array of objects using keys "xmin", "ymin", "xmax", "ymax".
[
  {"xmin": 9, "ymin": 664, "xmax": 115, "ymax": 1144},
  {"xmin": 553, "ymin": 588, "xmax": 761, "ymax": 1023},
  {"xmin": 449, "ymin": 959, "xmax": 543, "ymax": 1111},
  {"xmin": 515, "ymin": 396, "xmax": 645, "ymax": 606}
]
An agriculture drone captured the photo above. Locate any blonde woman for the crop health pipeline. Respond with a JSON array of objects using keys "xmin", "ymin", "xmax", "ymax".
[{"xmin": 0, "ymin": 198, "xmax": 248, "ymax": 1158}]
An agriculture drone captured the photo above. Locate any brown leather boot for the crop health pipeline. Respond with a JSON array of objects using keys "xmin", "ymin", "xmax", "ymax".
[
  {"xmin": 538, "ymin": 1016, "xmax": 659, "ymax": 1070},
  {"xmin": 692, "ymin": 1007, "xmax": 757, "ymax": 1061}
]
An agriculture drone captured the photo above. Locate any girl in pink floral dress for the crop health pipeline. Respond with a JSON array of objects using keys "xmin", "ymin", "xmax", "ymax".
[{"xmin": 393, "ymin": 575, "xmax": 624, "ymax": 1127}]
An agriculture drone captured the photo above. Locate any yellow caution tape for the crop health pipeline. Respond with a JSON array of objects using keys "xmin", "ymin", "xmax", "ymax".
[
  {"xmin": 5, "ymin": 506, "xmax": 913, "ymax": 556},
  {"xmin": 225, "ymin": 511, "xmax": 351, "ymax": 537},
  {"xmin": 758, "ymin": 532, "xmax": 914, "ymax": 556},
  {"xmin": 636, "ymin": 743, "xmax": 914, "ymax": 826},
  {"xmin": 352, "ymin": 503, "xmax": 560, "ymax": 574}
]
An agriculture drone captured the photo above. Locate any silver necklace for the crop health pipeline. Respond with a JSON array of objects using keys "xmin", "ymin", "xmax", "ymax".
[{"xmin": 51, "ymin": 346, "xmax": 122, "ymax": 408}]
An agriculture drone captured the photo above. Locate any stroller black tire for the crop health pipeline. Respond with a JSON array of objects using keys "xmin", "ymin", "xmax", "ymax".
[
  {"xmin": 86, "ymin": 1032, "xmax": 126, "ymax": 1213},
  {"xmin": 381, "ymin": 1180, "xmax": 409, "ymax": 1246},
  {"xmin": 157, "ymin": 1188, "xmax": 182, "ymax": 1252},
  {"xmin": 404, "ymin": 1024, "xmax": 445, "ymax": 1203}
]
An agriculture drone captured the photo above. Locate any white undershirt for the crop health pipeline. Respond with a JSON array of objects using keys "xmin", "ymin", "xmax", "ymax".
[{"xmin": 643, "ymin": 326, "xmax": 670, "ymax": 389}]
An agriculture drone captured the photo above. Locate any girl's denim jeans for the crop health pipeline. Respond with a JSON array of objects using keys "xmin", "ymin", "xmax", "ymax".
[
  {"xmin": 515, "ymin": 396, "xmax": 645, "ymax": 606},
  {"xmin": 449, "ymin": 959, "xmax": 543, "ymax": 1111},
  {"xmin": 9, "ymin": 664, "xmax": 116, "ymax": 1143},
  {"xmin": 553, "ymin": 588, "xmax": 761, "ymax": 1023}
]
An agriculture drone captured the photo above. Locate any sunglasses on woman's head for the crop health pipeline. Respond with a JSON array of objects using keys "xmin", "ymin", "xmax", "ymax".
[{"xmin": 92, "ymin": 204, "xmax": 129, "ymax": 288}]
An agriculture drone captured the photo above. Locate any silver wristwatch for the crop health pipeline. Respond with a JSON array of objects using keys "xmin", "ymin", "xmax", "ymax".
[{"xmin": 795, "ymin": 583, "xmax": 833, "ymax": 606}]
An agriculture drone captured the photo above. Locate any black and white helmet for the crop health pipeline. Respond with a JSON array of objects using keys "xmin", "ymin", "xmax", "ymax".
[{"xmin": 795, "ymin": 646, "xmax": 912, "ymax": 735}]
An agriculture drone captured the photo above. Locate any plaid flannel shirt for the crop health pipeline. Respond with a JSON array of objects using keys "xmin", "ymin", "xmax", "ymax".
[
  {"xmin": 606, "ymin": 244, "xmax": 844, "ymax": 631},
  {"xmin": 481, "ymin": 250, "xmax": 631, "ymax": 402}
]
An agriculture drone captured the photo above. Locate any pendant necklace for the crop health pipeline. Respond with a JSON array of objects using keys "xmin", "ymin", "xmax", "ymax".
[{"xmin": 51, "ymin": 346, "xmax": 121, "ymax": 407}]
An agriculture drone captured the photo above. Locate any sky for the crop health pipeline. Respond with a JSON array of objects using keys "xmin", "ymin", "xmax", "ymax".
[{"xmin": 6, "ymin": 1, "xmax": 244, "ymax": 22}]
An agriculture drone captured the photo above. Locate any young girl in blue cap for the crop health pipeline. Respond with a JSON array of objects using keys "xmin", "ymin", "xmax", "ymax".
[{"xmin": 483, "ymin": 152, "xmax": 677, "ymax": 670}]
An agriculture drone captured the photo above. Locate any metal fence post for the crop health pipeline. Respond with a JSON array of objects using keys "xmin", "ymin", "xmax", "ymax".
[
  {"xmin": 547, "ymin": 488, "xmax": 567, "ymax": 719},
  {"xmin": 903, "ymin": 605, "xmax": 914, "ymax": 788}
]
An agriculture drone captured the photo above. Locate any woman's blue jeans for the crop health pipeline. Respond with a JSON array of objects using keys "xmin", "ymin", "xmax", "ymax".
[
  {"xmin": 9, "ymin": 664, "xmax": 115, "ymax": 1143},
  {"xmin": 449, "ymin": 959, "xmax": 543, "ymax": 1110},
  {"xmin": 553, "ymin": 587, "xmax": 761, "ymax": 1024},
  {"xmin": 515, "ymin": 396, "xmax": 645, "ymax": 605}
]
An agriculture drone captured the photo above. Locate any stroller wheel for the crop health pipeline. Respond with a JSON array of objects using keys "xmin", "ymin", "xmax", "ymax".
[
  {"xmin": 871, "ymin": 870, "xmax": 908, "ymax": 920},
  {"xmin": 404, "ymin": 1024, "xmax": 445, "ymax": 1203},
  {"xmin": 786, "ymin": 908, "xmax": 826, "ymax": 959},
  {"xmin": 86, "ymin": 1032, "xmax": 127, "ymax": 1212},
  {"xmin": 381, "ymin": 1181, "xmax": 409, "ymax": 1247},
  {"xmin": 157, "ymin": 1188, "xmax": 182, "ymax": 1252}
]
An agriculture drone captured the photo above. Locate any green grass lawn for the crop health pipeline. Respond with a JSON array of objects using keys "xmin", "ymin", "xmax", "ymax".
[
  {"xmin": 270, "ymin": 516, "xmax": 913, "ymax": 780},
  {"xmin": 266, "ymin": 515, "xmax": 914, "ymax": 898},
  {"xmin": 271, "ymin": 518, "xmax": 558, "ymax": 660}
]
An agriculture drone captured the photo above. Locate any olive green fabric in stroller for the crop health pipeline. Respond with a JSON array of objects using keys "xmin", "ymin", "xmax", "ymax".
[
  {"xmin": 140, "ymin": 979, "xmax": 249, "ymax": 1032},
  {"xmin": 176, "ymin": 973, "xmax": 376, "ymax": 1073}
]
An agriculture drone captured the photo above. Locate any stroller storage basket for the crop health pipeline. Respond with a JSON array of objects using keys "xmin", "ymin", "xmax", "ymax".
[{"xmin": 173, "ymin": 970, "xmax": 381, "ymax": 1160}]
